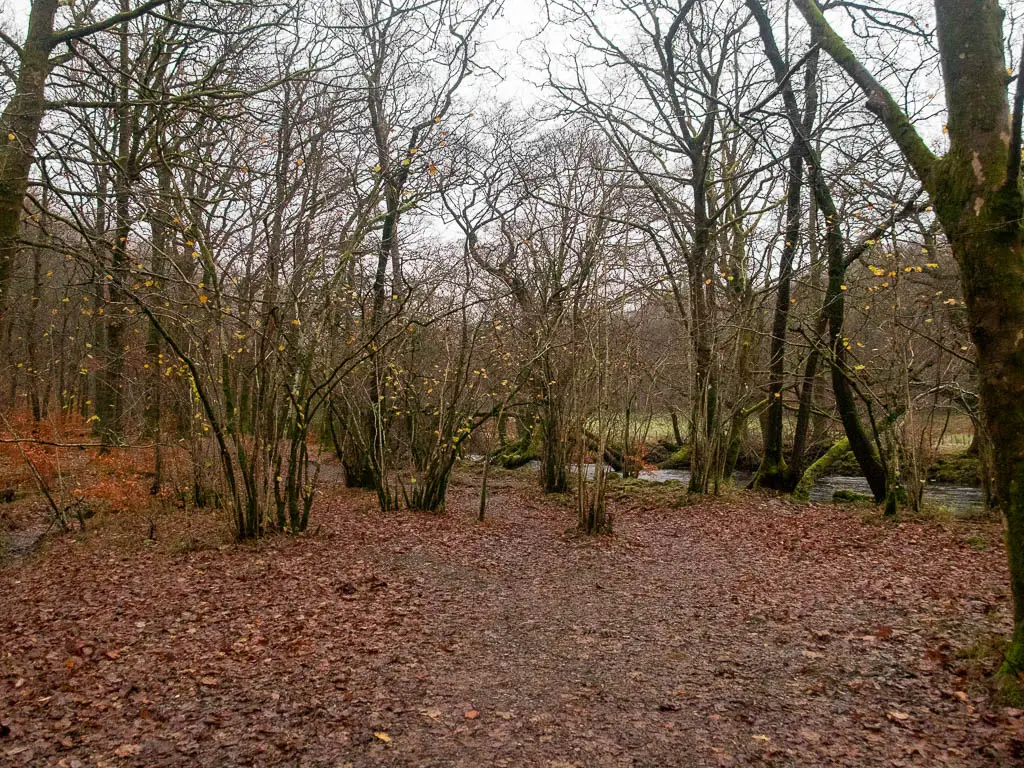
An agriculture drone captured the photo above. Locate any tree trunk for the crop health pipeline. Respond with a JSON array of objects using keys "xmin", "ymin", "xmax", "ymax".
[
  {"xmin": 823, "ymin": 240, "xmax": 887, "ymax": 501},
  {"xmin": 687, "ymin": 247, "xmax": 719, "ymax": 493},
  {"xmin": 669, "ymin": 409, "xmax": 684, "ymax": 446},
  {"xmin": 408, "ymin": 457, "xmax": 455, "ymax": 513},
  {"xmin": 757, "ymin": 143, "xmax": 803, "ymax": 488},
  {"xmin": 749, "ymin": 0, "xmax": 887, "ymax": 502},
  {"xmin": 0, "ymin": 0, "xmax": 58, "ymax": 314},
  {"xmin": 759, "ymin": 51, "xmax": 819, "ymax": 489},
  {"xmin": 96, "ymin": 2, "xmax": 133, "ymax": 447},
  {"xmin": 789, "ymin": 188, "xmax": 826, "ymax": 486},
  {"xmin": 540, "ymin": 396, "xmax": 569, "ymax": 494},
  {"xmin": 792, "ymin": 0, "xmax": 1024, "ymax": 693},
  {"xmin": 793, "ymin": 437, "xmax": 850, "ymax": 501}
]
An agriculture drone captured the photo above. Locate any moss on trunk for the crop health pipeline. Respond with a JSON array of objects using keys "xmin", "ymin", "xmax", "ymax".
[{"xmin": 793, "ymin": 437, "xmax": 850, "ymax": 501}]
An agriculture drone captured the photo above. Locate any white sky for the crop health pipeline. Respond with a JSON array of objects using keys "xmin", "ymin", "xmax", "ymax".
[{"xmin": 3, "ymin": 0, "xmax": 1021, "ymax": 175}]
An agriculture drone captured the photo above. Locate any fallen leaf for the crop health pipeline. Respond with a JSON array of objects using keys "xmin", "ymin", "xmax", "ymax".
[
  {"xmin": 465, "ymin": 709, "xmax": 480, "ymax": 720},
  {"xmin": 373, "ymin": 732, "xmax": 391, "ymax": 743},
  {"xmin": 887, "ymin": 711, "xmax": 911, "ymax": 722}
]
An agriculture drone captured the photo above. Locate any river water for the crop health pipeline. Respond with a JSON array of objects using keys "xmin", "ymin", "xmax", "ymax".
[
  {"xmin": 499, "ymin": 459, "xmax": 986, "ymax": 515},
  {"xmin": 638, "ymin": 468, "xmax": 986, "ymax": 514}
]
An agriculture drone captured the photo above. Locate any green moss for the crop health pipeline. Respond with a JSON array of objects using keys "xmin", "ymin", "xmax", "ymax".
[
  {"xmin": 659, "ymin": 446, "xmax": 690, "ymax": 470},
  {"xmin": 995, "ymin": 673, "xmax": 1024, "ymax": 707},
  {"xmin": 832, "ymin": 489, "xmax": 874, "ymax": 503},
  {"xmin": 964, "ymin": 534, "xmax": 989, "ymax": 551},
  {"xmin": 996, "ymin": 629, "xmax": 1024, "ymax": 706},
  {"xmin": 794, "ymin": 437, "xmax": 850, "ymax": 500},
  {"xmin": 928, "ymin": 454, "xmax": 982, "ymax": 487},
  {"xmin": 806, "ymin": 451, "xmax": 981, "ymax": 487}
]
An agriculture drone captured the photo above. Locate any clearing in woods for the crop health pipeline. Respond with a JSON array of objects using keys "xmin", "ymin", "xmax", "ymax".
[{"xmin": 1, "ymin": 469, "xmax": 1021, "ymax": 767}]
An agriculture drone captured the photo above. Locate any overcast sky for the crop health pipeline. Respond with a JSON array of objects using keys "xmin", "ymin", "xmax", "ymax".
[{"xmin": 2, "ymin": 0, "xmax": 1017, "ymax": 163}]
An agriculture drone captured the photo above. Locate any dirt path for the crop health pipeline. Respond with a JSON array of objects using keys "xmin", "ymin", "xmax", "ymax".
[{"xmin": 1, "ymin": 475, "xmax": 1021, "ymax": 766}]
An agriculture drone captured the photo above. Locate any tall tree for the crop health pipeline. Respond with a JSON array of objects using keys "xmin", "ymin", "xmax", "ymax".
[
  {"xmin": 792, "ymin": 0, "xmax": 1024, "ymax": 689},
  {"xmin": 0, "ymin": 0, "xmax": 169, "ymax": 314}
]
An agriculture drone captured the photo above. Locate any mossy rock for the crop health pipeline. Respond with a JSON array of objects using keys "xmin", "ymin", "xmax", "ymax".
[
  {"xmin": 832, "ymin": 489, "xmax": 874, "ymax": 503},
  {"xmin": 644, "ymin": 443, "xmax": 674, "ymax": 465},
  {"xmin": 659, "ymin": 447, "xmax": 691, "ymax": 470},
  {"xmin": 927, "ymin": 454, "xmax": 982, "ymax": 487},
  {"xmin": 501, "ymin": 452, "xmax": 535, "ymax": 470}
]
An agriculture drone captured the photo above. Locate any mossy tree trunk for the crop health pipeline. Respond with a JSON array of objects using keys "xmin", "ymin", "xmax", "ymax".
[
  {"xmin": 494, "ymin": 417, "xmax": 539, "ymax": 469},
  {"xmin": 750, "ymin": 0, "xmax": 887, "ymax": 502},
  {"xmin": 758, "ymin": 52, "xmax": 818, "ymax": 489},
  {"xmin": 793, "ymin": 0, "xmax": 1024, "ymax": 690},
  {"xmin": 793, "ymin": 437, "xmax": 850, "ymax": 501}
]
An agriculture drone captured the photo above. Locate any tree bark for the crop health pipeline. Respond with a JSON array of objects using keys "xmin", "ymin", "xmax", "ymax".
[
  {"xmin": 750, "ymin": 0, "xmax": 887, "ymax": 501},
  {"xmin": 0, "ymin": 0, "xmax": 170, "ymax": 315},
  {"xmin": 758, "ymin": 49, "xmax": 819, "ymax": 489},
  {"xmin": 793, "ymin": 0, "xmax": 1024, "ymax": 690},
  {"xmin": 0, "ymin": 0, "xmax": 58, "ymax": 313},
  {"xmin": 789, "ymin": 191, "xmax": 828, "ymax": 486}
]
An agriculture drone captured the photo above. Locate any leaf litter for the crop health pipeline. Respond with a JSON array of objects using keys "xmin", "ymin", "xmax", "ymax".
[{"xmin": 1, "ymin": 472, "xmax": 1021, "ymax": 766}]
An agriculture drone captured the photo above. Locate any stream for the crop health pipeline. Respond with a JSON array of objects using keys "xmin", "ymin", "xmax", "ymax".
[
  {"xmin": 502, "ymin": 459, "xmax": 986, "ymax": 516},
  {"xmin": 638, "ymin": 468, "xmax": 985, "ymax": 514}
]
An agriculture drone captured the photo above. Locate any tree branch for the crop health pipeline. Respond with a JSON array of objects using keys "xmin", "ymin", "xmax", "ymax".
[
  {"xmin": 1008, "ymin": 35, "xmax": 1024, "ymax": 188},
  {"xmin": 791, "ymin": 0, "xmax": 938, "ymax": 189},
  {"xmin": 50, "ymin": 0, "xmax": 172, "ymax": 47}
]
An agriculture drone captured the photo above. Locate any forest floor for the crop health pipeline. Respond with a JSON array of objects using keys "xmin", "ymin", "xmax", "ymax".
[{"xmin": 2, "ymin": 463, "xmax": 1023, "ymax": 767}]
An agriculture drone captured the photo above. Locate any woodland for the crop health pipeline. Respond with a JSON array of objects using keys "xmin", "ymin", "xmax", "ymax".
[{"xmin": 1, "ymin": 0, "xmax": 1024, "ymax": 765}]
